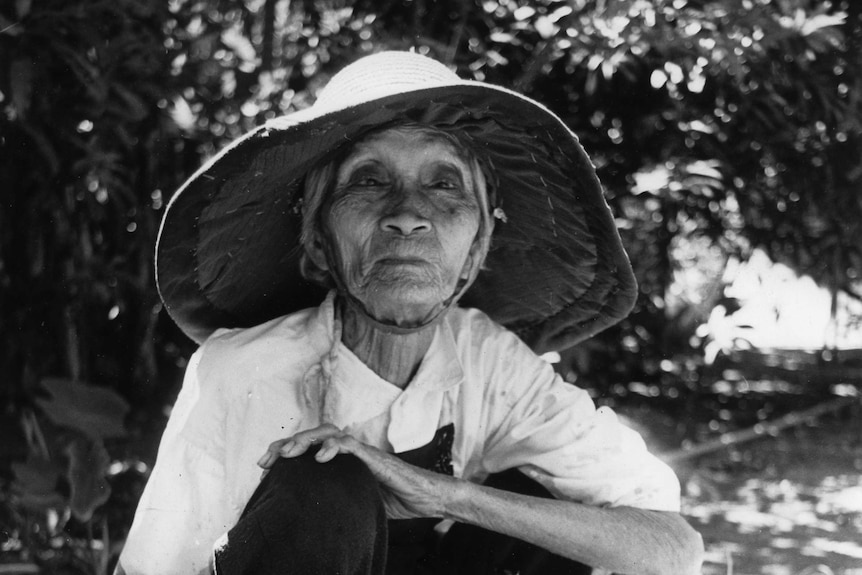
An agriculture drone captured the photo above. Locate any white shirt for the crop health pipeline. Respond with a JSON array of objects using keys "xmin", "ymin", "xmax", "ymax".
[{"xmin": 119, "ymin": 292, "xmax": 680, "ymax": 575}]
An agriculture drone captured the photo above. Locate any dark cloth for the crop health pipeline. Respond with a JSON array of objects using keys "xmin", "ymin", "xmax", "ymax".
[
  {"xmin": 386, "ymin": 424, "xmax": 455, "ymax": 574},
  {"xmin": 214, "ymin": 449, "xmax": 388, "ymax": 575},
  {"xmin": 215, "ymin": 427, "xmax": 592, "ymax": 575}
]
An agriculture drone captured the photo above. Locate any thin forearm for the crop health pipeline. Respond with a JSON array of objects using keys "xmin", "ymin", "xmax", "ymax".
[{"xmin": 443, "ymin": 479, "xmax": 703, "ymax": 575}]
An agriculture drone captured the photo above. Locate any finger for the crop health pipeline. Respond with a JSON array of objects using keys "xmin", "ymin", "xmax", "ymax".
[
  {"xmin": 288, "ymin": 423, "xmax": 342, "ymax": 455},
  {"xmin": 314, "ymin": 437, "xmax": 343, "ymax": 463},
  {"xmin": 257, "ymin": 425, "xmax": 333, "ymax": 468},
  {"xmin": 258, "ymin": 438, "xmax": 292, "ymax": 468},
  {"xmin": 278, "ymin": 439, "xmax": 298, "ymax": 457},
  {"xmin": 259, "ymin": 424, "xmax": 344, "ymax": 467}
]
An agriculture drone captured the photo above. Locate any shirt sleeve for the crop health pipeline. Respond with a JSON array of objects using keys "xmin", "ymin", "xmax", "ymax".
[
  {"xmin": 477, "ymin": 331, "xmax": 681, "ymax": 513},
  {"xmin": 117, "ymin": 344, "xmax": 233, "ymax": 575}
]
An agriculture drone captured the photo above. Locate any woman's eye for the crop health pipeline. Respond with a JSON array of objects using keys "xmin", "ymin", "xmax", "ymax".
[
  {"xmin": 430, "ymin": 180, "xmax": 458, "ymax": 190},
  {"xmin": 351, "ymin": 176, "xmax": 387, "ymax": 188}
]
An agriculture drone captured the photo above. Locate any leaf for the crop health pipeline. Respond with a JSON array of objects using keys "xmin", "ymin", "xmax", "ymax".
[
  {"xmin": 19, "ymin": 122, "xmax": 60, "ymax": 175},
  {"xmin": 16, "ymin": 0, "xmax": 31, "ymax": 18},
  {"xmin": 110, "ymin": 82, "xmax": 148, "ymax": 122},
  {"xmin": 37, "ymin": 378, "xmax": 129, "ymax": 440},
  {"xmin": 685, "ymin": 161, "xmax": 724, "ymax": 180},
  {"xmin": 51, "ymin": 41, "xmax": 107, "ymax": 104},
  {"xmin": 801, "ymin": 12, "xmax": 846, "ymax": 37},
  {"xmin": 535, "ymin": 16, "xmax": 557, "ymax": 40},
  {"xmin": 10, "ymin": 58, "xmax": 32, "ymax": 118},
  {"xmin": 489, "ymin": 31, "xmax": 515, "ymax": 43},
  {"xmin": 11, "ymin": 456, "xmax": 67, "ymax": 511},
  {"xmin": 65, "ymin": 437, "xmax": 111, "ymax": 522},
  {"xmin": 0, "ymin": 13, "xmax": 23, "ymax": 36},
  {"xmin": 513, "ymin": 6, "xmax": 535, "ymax": 21}
]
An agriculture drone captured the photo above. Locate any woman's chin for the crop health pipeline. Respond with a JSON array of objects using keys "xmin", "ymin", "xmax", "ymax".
[{"xmin": 359, "ymin": 286, "xmax": 448, "ymax": 328}]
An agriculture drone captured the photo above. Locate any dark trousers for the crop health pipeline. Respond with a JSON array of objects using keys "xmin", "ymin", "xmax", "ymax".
[{"xmin": 214, "ymin": 450, "xmax": 592, "ymax": 575}]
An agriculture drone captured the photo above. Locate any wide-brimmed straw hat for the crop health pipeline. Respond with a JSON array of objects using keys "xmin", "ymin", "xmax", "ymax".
[{"xmin": 156, "ymin": 50, "xmax": 637, "ymax": 353}]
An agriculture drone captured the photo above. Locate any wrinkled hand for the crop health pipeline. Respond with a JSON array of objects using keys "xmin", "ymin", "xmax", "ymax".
[{"xmin": 258, "ymin": 424, "xmax": 459, "ymax": 520}]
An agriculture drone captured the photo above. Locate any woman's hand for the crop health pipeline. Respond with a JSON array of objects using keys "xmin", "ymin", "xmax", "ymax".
[{"xmin": 258, "ymin": 424, "xmax": 459, "ymax": 520}]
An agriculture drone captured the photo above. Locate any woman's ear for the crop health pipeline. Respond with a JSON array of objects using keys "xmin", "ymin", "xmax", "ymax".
[
  {"xmin": 460, "ymin": 230, "xmax": 489, "ymax": 282},
  {"xmin": 459, "ymin": 253, "xmax": 474, "ymax": 281},
  {"xmin": 306, "ymin": 231, "xmax": 330, "ymax": 272},
  {"xmin": 463, "ymin": 214, "xmax": 494, "ymax": 280}
]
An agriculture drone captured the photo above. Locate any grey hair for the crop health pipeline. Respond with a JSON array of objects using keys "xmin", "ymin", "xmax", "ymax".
[{"xmin": 299, "ymin": 123, "xmax": 495, "ymax": 291}]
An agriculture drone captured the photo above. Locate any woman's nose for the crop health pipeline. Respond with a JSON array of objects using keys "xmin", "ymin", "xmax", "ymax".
[{"xmin": 380, "ymin": 191, "xmax": 431, "ymax": 236}]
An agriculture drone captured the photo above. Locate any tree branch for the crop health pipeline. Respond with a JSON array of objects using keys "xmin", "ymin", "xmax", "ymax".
[
  {"xmin": 444, "ymin": 0, "xmax": 469, "ymax": 65},
  {"xmin": 662, "ymin": 395, "xmax": 860, "ymax": 463},
  {"xmin": 261, "ymin": 0, "xmax": 277, "ymax": 73}
]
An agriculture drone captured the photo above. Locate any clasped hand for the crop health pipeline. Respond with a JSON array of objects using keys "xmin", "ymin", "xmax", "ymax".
[{"xmin": 258, "ymin": 423, "xmax": 458, "ymax": 520}]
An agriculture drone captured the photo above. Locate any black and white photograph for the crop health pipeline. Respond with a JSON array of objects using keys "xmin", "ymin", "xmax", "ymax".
[{"xmin": 1, "ymin": 1, "xmax": 860, "ymax": 574}]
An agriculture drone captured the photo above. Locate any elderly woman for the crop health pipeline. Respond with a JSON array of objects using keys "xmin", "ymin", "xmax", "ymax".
[{"xmin": 118, "ymin": 52, "xmax": 703, "ymax": 574}]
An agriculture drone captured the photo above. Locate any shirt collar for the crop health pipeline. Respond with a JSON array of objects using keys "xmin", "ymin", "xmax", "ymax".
[{"xmin": 408, "ymin": 315, "xmax": 465, "ymax": 394}]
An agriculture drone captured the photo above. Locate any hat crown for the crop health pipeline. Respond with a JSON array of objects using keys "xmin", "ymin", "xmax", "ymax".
[{"xmin": 315, "ymin": 51, "xmax": 460, "ymax": 110}]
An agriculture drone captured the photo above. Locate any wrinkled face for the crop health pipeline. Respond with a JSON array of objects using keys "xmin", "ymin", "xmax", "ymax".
[{"xmin": 317, "ymin": 128, "xmax": 481, "ymax": 327}]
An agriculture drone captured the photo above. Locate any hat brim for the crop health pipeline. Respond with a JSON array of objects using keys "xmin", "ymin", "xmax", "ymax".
[{"xmin": 156, "ymin": 82, "xmax": 636, "ymax": 352}]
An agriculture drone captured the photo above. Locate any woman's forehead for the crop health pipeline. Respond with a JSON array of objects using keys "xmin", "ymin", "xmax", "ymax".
[{"xmin": 340, "ymin": 127, "xmax": 470, "ymax": 172}]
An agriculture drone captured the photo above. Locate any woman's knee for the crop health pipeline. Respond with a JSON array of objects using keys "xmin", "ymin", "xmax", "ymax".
[
  {"xmin": 259, "ymin": 450, "xmax": 381, "ymax": 513},
  {"xmin": 215, "ymin": 451, "xmax": 388, "ymax": 574}
]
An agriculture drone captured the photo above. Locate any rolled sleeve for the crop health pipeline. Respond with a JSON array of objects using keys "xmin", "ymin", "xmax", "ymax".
[{"xmin": 477, "ymin": 332, "xmax": 680, "ymax": 513}]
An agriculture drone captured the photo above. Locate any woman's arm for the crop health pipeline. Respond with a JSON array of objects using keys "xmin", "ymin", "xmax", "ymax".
[
  {"xmin": 449, "ymin": 477, "xmax": 703, "ymax": 575},
  {"xmin": 260, "ymin": 424, "xmax": 704, "ymax": 575}
]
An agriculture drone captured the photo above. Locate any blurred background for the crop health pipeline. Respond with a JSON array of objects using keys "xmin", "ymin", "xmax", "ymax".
[{"xmin": 1, "ymin": 0, "xmax": 860, "ymax": 573}]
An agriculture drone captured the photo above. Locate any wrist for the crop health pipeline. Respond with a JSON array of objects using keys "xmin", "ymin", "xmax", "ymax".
[{"xmin": 439, "ymin": 475, "xmax": 473, "ymax": 521}]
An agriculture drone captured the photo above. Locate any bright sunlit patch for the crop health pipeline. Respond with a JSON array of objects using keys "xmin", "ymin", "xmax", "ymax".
[
  {"xmin": 831, "ymin": 384, "xmax": 858, "ymax": 397},
  {"xmin": 815, "ymin": 478, "xmax": 862, "ymax": 514},
  {"xmin": 107, "ymin": 459, "xmax": 149, "ymax": 476},
  {"xmin": 632, "ymin": 165, "xmax": 670, "ymax": 194},
  {"xmin": 771, "ymin": 538, "xmax": 796, "ymax": 549},
  {"xmin": 170, "ymin": 96, "xmax": 196, "ymax": 132},
  {"xmin": 687, "ymin": 70, "xmax": 706, "ymax": 93},
  {"xmin": 694, "ymin": 249, "xmax": 862, "ymax": 352},
  {"xmin": 805, "ymin": 538, "xmax": 862, "ymax": 559}
]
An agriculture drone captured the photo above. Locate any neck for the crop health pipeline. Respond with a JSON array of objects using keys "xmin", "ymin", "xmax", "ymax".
[{"xmin": 339, "ymin": 298, "xmax": 435, "ymax": 389}]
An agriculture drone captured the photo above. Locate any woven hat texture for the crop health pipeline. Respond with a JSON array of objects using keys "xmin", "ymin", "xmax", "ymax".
[{"xmin": 156, "ymin": 51, "xmax": 637, "ymax": 352}]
